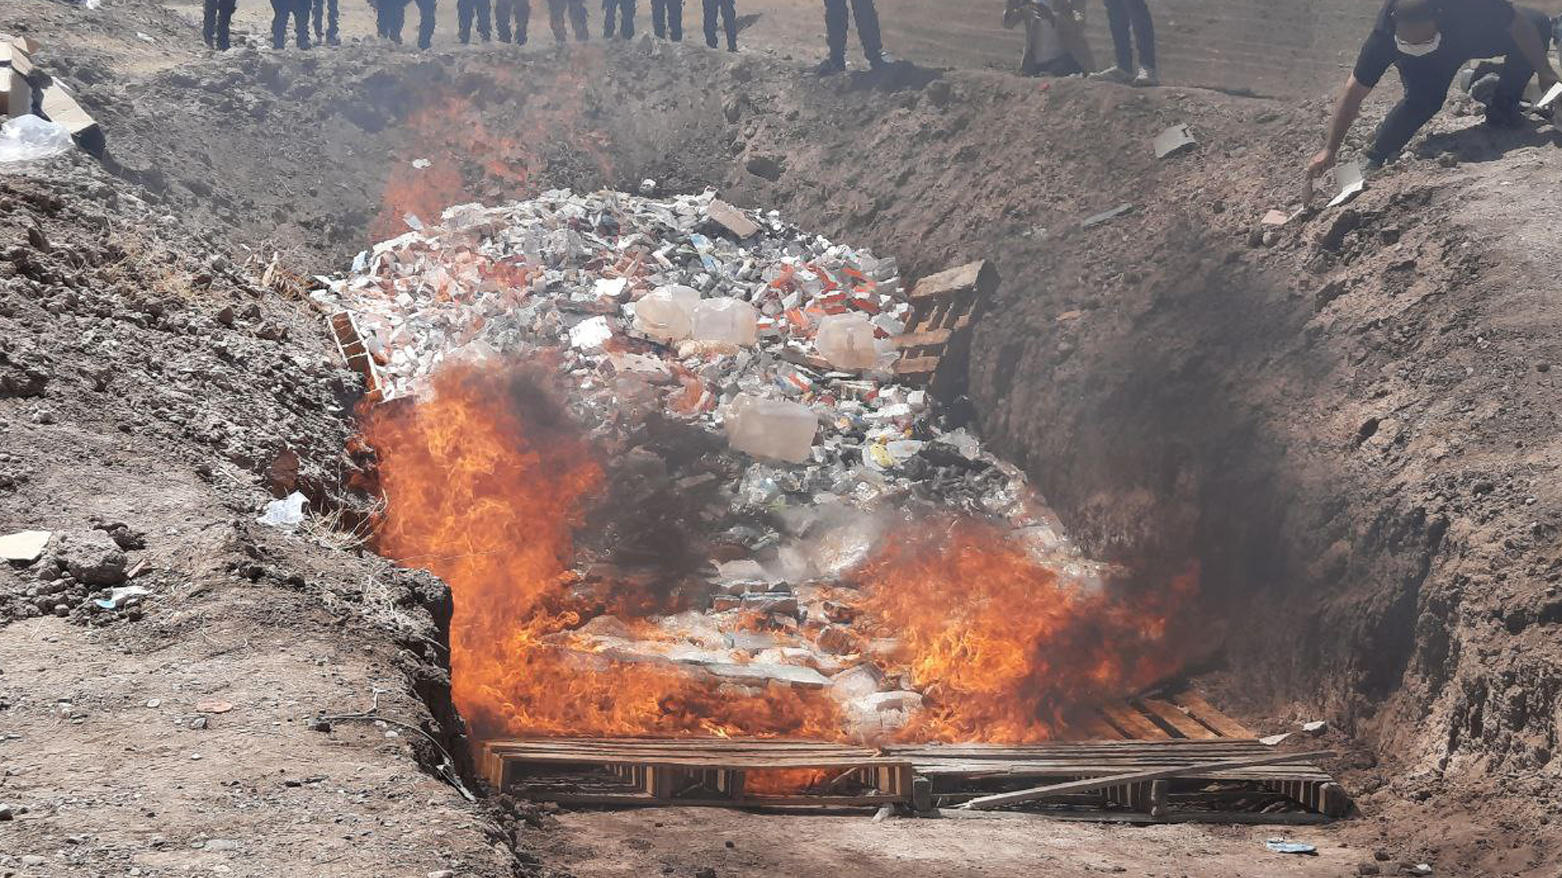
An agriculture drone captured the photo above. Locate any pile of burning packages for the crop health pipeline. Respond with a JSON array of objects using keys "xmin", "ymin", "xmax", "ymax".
[{"xmin": 317, "ymin": 189, "xmax": 1109, "ymax": 733}]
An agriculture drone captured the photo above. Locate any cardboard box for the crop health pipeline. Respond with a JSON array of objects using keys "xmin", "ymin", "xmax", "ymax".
[
  {"xmin": 41, "ymin": 82, "xmax": 104, "ymax": 153},
  {"xmin": 1, "ymin": 40, "xmax": 35, "ymax": 117}
]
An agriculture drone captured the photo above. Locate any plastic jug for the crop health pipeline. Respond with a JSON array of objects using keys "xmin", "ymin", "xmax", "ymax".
[
  {"xmin": 633, "ymin": 285, "xmax": 699, "ymax": 342},
  {"xmin": 724, "ymin": 394, "xmax": 818, "ymax": 463},
  {"xmin": 815, "ymin": 312, "xmax": 879, "ymax": 370},
  {"xmin": 691, "ymin": 298, "xmax": 759, "ymax": 346}
]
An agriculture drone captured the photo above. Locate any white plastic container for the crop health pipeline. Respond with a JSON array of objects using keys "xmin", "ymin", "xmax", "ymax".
[
  {"xmin": 691, "ymin": 298, "xmax": 759, "ymax": 347},
  {"xmin": 815, "ymin": 312, "xmax": 879, "ymax": 370},
  {"xmin": 724, "ymin": 394, "xmax": 818, "ymax": 463},
  {"xmin": 633, "ymin": 285, "xmax": 699, "ymax": 342}
]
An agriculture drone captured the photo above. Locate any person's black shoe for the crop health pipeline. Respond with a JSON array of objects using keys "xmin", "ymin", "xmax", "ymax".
[
  {"xmin": 867, "ymin": 51, "xmax": 895, "ymax": 70},
  {"xmin": 815, "ymin": 57, "xmax": 846, "ymax": 76}
]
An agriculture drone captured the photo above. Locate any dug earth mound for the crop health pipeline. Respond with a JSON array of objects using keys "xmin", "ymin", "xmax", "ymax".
[{"xmin": 2, "ymin": 5, "xmax": 1561, "ymax": 876}]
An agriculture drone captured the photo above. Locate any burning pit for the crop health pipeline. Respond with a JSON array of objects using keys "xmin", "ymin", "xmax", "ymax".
[{"xmin": 319, "ymin": 188, "xmax": 1198, "ymax": 749}]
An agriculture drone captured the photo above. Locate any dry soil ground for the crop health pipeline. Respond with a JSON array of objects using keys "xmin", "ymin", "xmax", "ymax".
[{"xmin": 4, "ymin": 1, "xmax": 1562, "ymax": 877}]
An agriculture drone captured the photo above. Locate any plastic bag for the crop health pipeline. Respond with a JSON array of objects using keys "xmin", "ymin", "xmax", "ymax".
[
  {"xmin": 257, "ymin": 492, "xmax": 308, "ymax": 528},
  {"xmin": 0, "ymin": 116, "xmax": 74, "ymax": 164}
]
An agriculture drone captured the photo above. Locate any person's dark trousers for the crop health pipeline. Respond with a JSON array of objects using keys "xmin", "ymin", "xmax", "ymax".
[
  {"xmin": 703, "ymin": 0, "xmax": 736, "ymax": 50},
  {"xmin": 459, "ymin": 0, "xmax": 493, "ymax": 42},
  {"xmin": 548, "ymin": 0, "xmax": 589, "ymax": 42},
  {"xmin": 413, "ymin": 0, "xmax": 438, "ymax": 48},
  {"xmin": 496, "ymin": 0, "xmax": 531, "ymax": 41},
  {"xmin": 312, "ymin": 0, "xmax": 340, "ymax": 43},
  {"xmin": 652, "ymin": 0, "xmax": 682, "ymax": 39},
  {"xmin": 823, "ymin": 0, "xmax": 881, "ymax": 65},
  {"xmin": 1368, "ymin": 5, "xmax": 1553, "ymax": 162},
  {"xmin": 1100, "ymin": 0, "xmax": 1154, "ymax": 70},
  {"xmin": 203, "ymin": 0, "xmax": 236, "ymax": 48},
  {"xmin": 379, "ymin": 0, "xmax": 407, "ymax": 40},
  {"xmin": 271, "ymin": 0, "xmax": 312, "ymax": 48},
  {"xmin": 603, "ymin": 0, "xmax": 636, "ymax": 38}
]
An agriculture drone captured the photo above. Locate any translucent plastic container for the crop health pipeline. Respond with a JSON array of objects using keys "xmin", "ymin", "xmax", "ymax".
[
  {"xmin": 815, "ymin": 312, "xmax": 879, "ymax": 370},
  {"xmin": 633, "ymin": 285, "xmax": 699, "ymax": 342},
  {"xmin": 691, "ymin": 298, "xmax": 759, "ymax": 346},
  {"xmin": 724, "ymin": 394, "xmax": 818, "ymax": 463}
]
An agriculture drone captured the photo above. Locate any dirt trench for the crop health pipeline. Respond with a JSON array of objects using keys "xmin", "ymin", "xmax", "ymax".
[{"xmin": 5, "ymin": 2, "xmax": 1562, "ymax": 873}]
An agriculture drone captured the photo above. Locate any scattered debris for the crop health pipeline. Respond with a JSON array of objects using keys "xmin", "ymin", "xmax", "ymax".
[
  {"xmin": 1152, "ymin": 124, "xmax": 1197, "ymax": 159},
  {"xmin": 1265, "ymin": 838, "xmax": 1318, "ymax": 855},
  {"xmin": 196, "ymin": 700, "xmax": 235, "ymax": 714},
  {"xmin": 1301, "ymin": 720, "xmax": 1328, "ymax": 735},
  {"xmin": 1261, "ymin": 209, "xmax": 1290, "ymax": 226},
  {"xmin": 0, "ymin": 115, "xmax": 73, "ymax": 163},
  {"xmin": 1327, "ymin": 161, "xmax": 1366, "ymax": 209},
  {"xmin": 93, "ymin": 585, "xmax": 150, "ymax": 610},
  {"xmin": 0, "ymin": 529, "xmax": 51, "ymax": 563},
  {"xmin": 257, "ymin": 492, "xmax": 308, "ymax": 529},
  {"xmin": 1538, "ymin": 81, "xmax": 1562, "ymax": 109},
  {"xmin": 1082, "ymin": 203, "xmax": 1134, "ymax": 229},
  {"xmin": 1259, "ymin": 733, "xmax": 1292, "ymax": 746}
]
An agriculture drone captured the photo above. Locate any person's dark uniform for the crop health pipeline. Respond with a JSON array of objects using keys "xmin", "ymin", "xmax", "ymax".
[
  {"xmin": 703, "ymin": 0, "xmax": 736, "ymax": 50},
  {"xmin": 603, "ymin": 0, "xmax": 637, "ymax": 38},
  {"xmin": 271, "ymin": 0, "xmax": 312, "ymax": 48},
  {"xmin": 379, "ymin": 0, "xmax": 439, "ymax": 48},
  {"xmin": 652, "ymin": 0, "xmax": 683, "ymax": 39},
  {"xmin": 549, "ymin": 0, "xmax": 590, "ymax": 42},
  {"xmin": 312, "ymin": 0, "xmax": 341, "ymax": 44},
  {"xmin": 459, "ymin": 0, "xmax": 494, "ymax": 42},
  {"xmin": 820, "ymin": 0, "xmax": 884, "ymax": 72},
  {"xmin": 1355, "ymin": 0, "xmax": 1555, "ymax": 163},
  {"xmin": 203, "ymin": 0, "xmax": 237, "ymax": 49},
  {"xmin": 496, "ymin": 0, "xmax": 531, "ymax": 42}
]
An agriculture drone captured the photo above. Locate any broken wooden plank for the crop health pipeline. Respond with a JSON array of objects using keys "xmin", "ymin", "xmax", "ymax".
[
  {"xmin": 1139, "ymin": 698, "xmax": 1220, "ymax": 740},
  {"xmin": 907, "ymin": 260, "xmax": 998, "ymax": 302},
  {"xmin": 1171, "ymin": 692, "xmax": 1254, "ymax": 738},
  {"xmin": 959, "ymin": 750, "xmax": 1335, "ymax": 811},
  {"xmin": 1098, "ymin": 702, "xmax": 1168, "ymax": 740}
]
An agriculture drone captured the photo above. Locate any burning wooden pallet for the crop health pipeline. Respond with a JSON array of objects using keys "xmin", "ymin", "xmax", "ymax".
[
  {"xmin": 481, "ymin": 693, "xmax": 1351, "ymax": 821},
  {"xmin": 893, "ymin": 260, "xmax": 996, "ymax": 394},
  {"xmin": 326, "ymin": 310, "xmax": 384, "ymax": 403}
]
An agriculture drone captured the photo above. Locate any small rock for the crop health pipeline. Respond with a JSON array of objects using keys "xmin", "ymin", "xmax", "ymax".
[
  {"xmin": 0, "ymin": 803, "xmax": 13, "ymax": 820},
  {"xmin": 21, "ymin": 855, "xmax": 48, "ymax": 866},
  {"xmin": 1301, "ymin": 720, "xmax": 1328, "ymax": 735},
  {"xmin": 1405, "ymin": 866, "xmax": 1433, "ymax": 876},
  {"xmin": 1536, "ymin": 362, "xmax": 1551, "ymax": 373},
  {"xmin": 745, "ymin": 155, "xmax": 784, "ymax": 182},
  {"xmin": 428, "ymin": 871, "xmax": 456, "ymax": 878},
  {"xmin": 203, "ymin": 839, "xmax": 240, "ymax": 852},
  {"xmin": 694, "ymin": 869, "xmax": 717, "ymax": 878},
  {"xmin": 1358, "ymin": 864, "xmax": 1382, "ymax": 876},
  {"xmin": 1375, "ymin": 851, "xmax": 1392, "ymax": 862},
  {"xmin": 56, "ymin": 530, "xmax": 128, "ymax": 586}
]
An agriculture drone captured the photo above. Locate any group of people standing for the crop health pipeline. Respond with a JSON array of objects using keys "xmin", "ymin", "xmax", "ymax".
[
  {"xmin": 201, "ymin": 0, "xmax": 888, "ymax": 70},
  {"xmin": 1003, "ymin": 0, "xmax": 1158, "ymax": 86}
]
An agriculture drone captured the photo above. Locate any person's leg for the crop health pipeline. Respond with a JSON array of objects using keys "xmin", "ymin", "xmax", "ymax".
[
  {"xmin": 312, "ymin": 0, "xmax": 324, "ymax": 39},
  {"xmin": 203, "ymin": 0, "xmax": 217, "ymax": 46},
  {"xmin": 295, "ymin": 0, "xmax": 312, "ymax": 47},
  {"xmin": 623, "ymin": 0, "xmax": 636, "ymax": 38},
  {"xmin": 571, "ymin": 0, "xmax": 589, "ymax": 39},
  {"xmin": 327, "ymin": 0, "xmax": 340, "ymax": 42},
  {"xmin": 218, "ymin": 0, "xmax": 236, "ymax": 48},
  {"xmin": 517, "ymin": 0, "xmax": 530, "ymax": 41},
  {"xmin": 389, "ymin": 0, "xmax": 409, "ymax": 42},
  {"xmin": 417, "ymin": 0, "xmax": 437, "ymax": 48},
  {"xmin": 719, "ymin": 0, "xmax": 735, "ymax": 49},
  {"xmin": 549, "ymin": 0, "xmax": 567, "ymax": 41},
  {"xmin": 478, "ymin": 0, "xmax": 492, "ymax": 39},
  {"xmin": 1368, "ymin": 60, "xmax": 1460, "ymax": 164},
  {"xmin": 823, "ymin": 0, "xmax": 847, "ymax": 65},
  {"xmin": 1492, "ymin": 6, "xmax": 1553, "ymax": 119},
  {"xmin": 496, "ymin": 0, "xmax": 512, "ymax": 39},
  {"xmin": 459, "ymin": 0, "xmax": 474, "ymax": 42},
  {"xmin": 850, "ymin": 0, "xmax": 882, "ymax": 62},
  {"xmin": 651, "ymin": 0, "xmax": 663, "ymax": 36},
  {"xmin": 1099, "ymin": 0, "xmax": 1132, "ymax": 71},
  {"xmin": 602, "ymin": 0, "xmax": 616, "ymax": 38},
  {"xmin": 1127, "ymin": 0, "xmax": 1154, "ymax": 69},
  {"xmin": 703, "ymin": 0, "xmax": 718, "ymax": 47},
  {"xmin": 669, "ymin": 0, "xmax": 682, "ymax": 39},
  {"xmin": 270, "ymin": 0, "xmax": 288, "ymax": 48}
]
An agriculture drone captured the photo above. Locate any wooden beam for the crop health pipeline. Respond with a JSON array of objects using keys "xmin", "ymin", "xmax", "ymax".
[
  {"xmin": 959, "ymin": 750, "xmax": 1335, "ymax": 811},
  {"xmin": 1172, "ymin": 692, "xmax": 1254, "ymax": 739},
  {"xmin": 1139, "ymin": 699, "xmax": 1221, "ymax": 740}
]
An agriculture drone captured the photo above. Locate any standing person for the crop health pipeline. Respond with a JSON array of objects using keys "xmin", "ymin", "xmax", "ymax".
[
  {"xmin": 459, "ymin": 0, "xmax": 494, "ymax": 42},
  {"xmin": 603, "ymin": 0, "xmax": 637, "ymax": 38},
  {"xmin": 548, "ymin": 0, "xmax": 590, "ymax": 42},
  {"xmin": 203, "ymin": 0, "xmax": 237, "ymax": 49},
  {"xmin": 496, "ymin": 0, "xmax": 531, "ymax": 43},
  {"xmin": 377, "ymin": 0, "xmax": 405, "ymax": 40},
  {"xmin": 703, "ymin": 0, "xmax": 736, "ymax": 51},
  {"xmin": 271, "ymin": 0, "xmax": 312, "ymax": 48},
  {"xmin": 313, "ymin": 0, "xmax": 341, "ymax": 44},
  {"xmin": 651, "ymin": 0, "xmax": 682, "ymax": 39},
  {"xmin": 817, "ymin": 0, "xmax": 889, "ymax": 74},
  {"xmin": 412, "ymin": 0, "xmax": 438, "ymax": 48},
  {"xmin": 1307, "ymin": 0, "xmax": 1559, "ymax": 181},
  {"xmin": 1089, "ymin": 0, "xmax": 1157, "ymax": 85}
]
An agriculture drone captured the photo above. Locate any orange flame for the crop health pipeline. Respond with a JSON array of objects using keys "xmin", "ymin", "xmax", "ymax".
[
  {"xmin": 858, "ymin": 520, "xmax": 1198, "ymax": 743},
  {"xmin": 364, "ymin": 362, "xmax": 842, "ymax": 741}
]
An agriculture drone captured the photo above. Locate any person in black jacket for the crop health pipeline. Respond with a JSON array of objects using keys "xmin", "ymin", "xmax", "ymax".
[
  {"xmin": 459, "ymin": 0, "xmax": 494, "ymax": 42},
  {"xmin": 603, "ymin": 0, "xmax": 637, "ymax": 38},
  {"xmin": 378, "ymin": 0, "xmax": 439, "ymax": 48},
  {"xmin": 271, "ymin": 0, "xmax": 312, "ymax": 48},
  {"xmin": 1307, "ymin": 0, "xmax": 1558, "ymax": 180},
  {"xmin": 203, "ymin": 0, "xmax": 237, "ymax": 49},
  {"xmin": 703, "ymin": 0, "xmax": 736, "ymax": 51}
]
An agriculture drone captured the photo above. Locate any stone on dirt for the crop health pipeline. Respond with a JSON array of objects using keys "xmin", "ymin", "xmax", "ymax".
[
  {"xmin": 0, "ymin": 528, "xmax": 50, "ymax": 562},
  {"xmin": 55, "ymin": 529, "xmax": 127, "ymax": 586}
]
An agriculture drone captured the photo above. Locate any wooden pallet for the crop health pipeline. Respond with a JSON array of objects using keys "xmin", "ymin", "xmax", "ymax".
[
  {"xmin": 327, "ymin": 310, "xmax": 384, "ymax": 403},
  {"xmin": 480, "ymin": 692, "xmax": 1351, "ymax": 819},
  {"xmin": 893, "ymin": 260, "xmax": 997, "ymax": 390}
]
